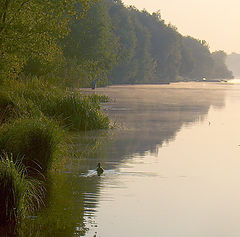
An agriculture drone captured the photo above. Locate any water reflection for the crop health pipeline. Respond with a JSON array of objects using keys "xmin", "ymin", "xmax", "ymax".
[
  {"xmin": 20, "ymin": 172, "xmax": 103, "ymax": 236},
  {"xmin": 95, "ymin": 83, "xmax": 227, "ymax": 157},
  {"xmin": 20, "ymin": 83, "xmax": 231, "ymax": 236}
]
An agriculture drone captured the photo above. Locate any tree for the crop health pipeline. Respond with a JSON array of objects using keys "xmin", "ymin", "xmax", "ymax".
[
  {"xmin": 135, "ymin": 10, "xmax": 182, "ymax": 83},
  {"xmin": 226, "ymin": 53, "xmax": 240, "ymax": 77},
  {"xmin": 180, "ymin": 36, "xmax": 213, "ymax": 80},
  {"xmin": 108, "ymin": 1, "xmax": 137, "ymax": 84},
  {"xmin": 63, "ymin": 0, "xmax": 118, "ymax": 87},
  {"xmin": 211, "ymin": 51, "xmax": 233, "ymax": 79},
  {"xmin": 0, "ymin": 0, "xmax": 91, "ymax": 81},
  {"xmin": 128, "ymin": 7, "xmax": 155, "ymax": 84}
]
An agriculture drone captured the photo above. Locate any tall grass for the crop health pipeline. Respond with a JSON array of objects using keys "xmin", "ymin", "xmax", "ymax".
[
  {"xmin": 0, "ymin": 77, "xmax": 111, "ymax": 231},
  {"xmin": 43, "ymin": 94, "xmax": 110, "ymax": 130},
  {"xmin": 1, "ymin": 78, "xmax": 110, "ymax": 130},
  {"xmin": 0, "ymin": 153, "xmax": 44, "ymax": 226},
  {"xmin": 0, "ymin": 92, "xmax": 19, "ymax": 124},
  {"xmin": 0, "ymin": 117, "xmax": 66, "ymax": 175}
]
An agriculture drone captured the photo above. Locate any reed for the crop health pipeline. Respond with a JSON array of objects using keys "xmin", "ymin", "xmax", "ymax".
[
  {"xmin": 0, "ymin": 92, "xmax": 19, "ymax": 124},
  {"xmin": 87, "ymin": 93, "xmax": 110, "ymax": 104},
  {"xmin": 2, "ymin": 78, "xmax": 110, "ymax": 130},
  {"xmin": 0, "ymin": 117, "xmax": 66, "ymax": 175},
  {"xmin": 0, "ymin": 153, "xmax": 44, "ymax": 226},
  {"xmin": 42, "ymin": 93, "xmax": 110, "ymax": 130}
]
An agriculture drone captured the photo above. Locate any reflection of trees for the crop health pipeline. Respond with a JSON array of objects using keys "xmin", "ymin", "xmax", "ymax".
[
  {"xmin": 95, "ymin": 84, "xmax": 226, "ymax": 162},
  {"xmin": 20, "ymin": 172, "xmax": 103, "ymax": 236},
  {"xmin": 19, "ymin": 130, "xmax": 111, "ymax": 236},
  {"xmin": 20, "ymin": 84, "xmax": 227, "ymax": 236}
]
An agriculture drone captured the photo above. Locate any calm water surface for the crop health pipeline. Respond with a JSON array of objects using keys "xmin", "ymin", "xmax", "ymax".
[{"xmin": 23, "ymin": 82, "xmax": 240, "ymax": 236}]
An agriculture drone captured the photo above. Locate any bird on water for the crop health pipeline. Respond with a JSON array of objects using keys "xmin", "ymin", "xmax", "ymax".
[{"xmin": 96, "ymin": 162, "xmax": 104, "ymax": 176}]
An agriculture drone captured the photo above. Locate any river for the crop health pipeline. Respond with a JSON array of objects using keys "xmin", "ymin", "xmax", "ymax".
[{"xmin": 22, "ymin": 81, "xmax": 240, "ymax": 237}]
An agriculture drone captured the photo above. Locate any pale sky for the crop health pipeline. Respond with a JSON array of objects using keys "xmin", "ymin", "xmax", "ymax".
[{"xmin": 122, "ymin": 0, "xmax": 240, "ymax": 54}]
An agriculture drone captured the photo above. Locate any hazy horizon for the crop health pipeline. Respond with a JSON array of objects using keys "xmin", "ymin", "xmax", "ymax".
[{"xmin": 122, "ymin": 0, "xmax": 240, "ymax": 54}]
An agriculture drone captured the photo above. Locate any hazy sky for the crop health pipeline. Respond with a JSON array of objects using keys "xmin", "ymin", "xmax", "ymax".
[{"xmin": 122, "ymin": 0, "xmax": 240, "ymax": 54}]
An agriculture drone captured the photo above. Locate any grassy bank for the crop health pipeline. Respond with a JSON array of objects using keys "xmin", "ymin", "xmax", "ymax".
[
  {"xmin": 0, "ymin": 154, "xmax": 44, "ymax": 227},
  {"xmin": 0, "ymin": 77, "xmax": 111, "ymax": 230},
  {"xmin": 1, "ymin": 78, "xmax": 110, "ymax": 130},
  {"xmin": 0, "ymin": 117, "xmax": 66, "ymax": 175}
]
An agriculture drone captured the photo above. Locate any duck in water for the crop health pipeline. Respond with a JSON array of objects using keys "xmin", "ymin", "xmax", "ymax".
[{"xmin": 96, "ymin": 162, "xmax": 104, "ymax": 176}]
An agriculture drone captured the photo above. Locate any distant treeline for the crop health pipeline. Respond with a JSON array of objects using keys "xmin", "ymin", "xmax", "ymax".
[
  {"xmin": 226, "ymin": 53, "xmax": 240, "ymax": 78},
  {"xmin": 0, "ymin": 0, "xmax": 233, "ymax": 86}
]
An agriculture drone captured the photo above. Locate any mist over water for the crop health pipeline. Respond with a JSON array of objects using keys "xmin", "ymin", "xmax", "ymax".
[
  {"xmin": 227, "ymin": 78, "xmax": 240, "ymax": 84},
  {"xmin": 21, "ymin": 82, "xmax": 240, "ymax": 237},
  {"xmin": 80, "ymin": 82, "xmax": 240, "ymax": 237}
]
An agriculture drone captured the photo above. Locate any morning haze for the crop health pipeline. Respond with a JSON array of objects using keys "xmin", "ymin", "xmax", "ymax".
[
  {"xmin": 122, "ymin": 0, "xmax": 240, "ymax": 54},
  {"xmin": 1, "ymin": 0, "xmax": 240, "ymax": 236}
]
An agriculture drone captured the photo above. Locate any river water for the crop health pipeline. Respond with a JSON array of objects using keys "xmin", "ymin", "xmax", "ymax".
[{"xmin": 23, "ymin": 81, "xmax": 240, "ymax": 237}]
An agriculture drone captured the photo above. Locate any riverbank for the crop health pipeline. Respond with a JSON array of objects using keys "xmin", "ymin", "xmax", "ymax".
[
  {"xmin": 15, "ymin": 82, "xmax": 236, "ymax": 236},
  {"xmin": 0, "ymin": 77, "xmax": 111, "ymax": 233}
]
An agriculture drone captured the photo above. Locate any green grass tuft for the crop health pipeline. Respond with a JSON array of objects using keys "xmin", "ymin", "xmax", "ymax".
[
  {"xmin": 0, "ymin": 118, "xmax": 66, "ymax": 175},
  {"xmin": 42, "ymin": 93, "xmax": 110, "ymax": 130},
  {"xmin": 1, "ymin": 78, "xmax": 110, "ymax": 131},
  {"xmin": 0, "ymin": 153, "xmax": 44, "ymax": 226},
  {"xmin": 0, "ymin": 92, "xmax": 19, "ymax": 124},
  {"xmin": 87, "ymin": 94, "xmax": 110, "ymax": 104}
]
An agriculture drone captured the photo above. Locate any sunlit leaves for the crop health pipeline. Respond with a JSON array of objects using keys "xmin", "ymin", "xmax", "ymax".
[{"xmin": 0, "ymin": 0, "xmax": 91, "ymax": 80}]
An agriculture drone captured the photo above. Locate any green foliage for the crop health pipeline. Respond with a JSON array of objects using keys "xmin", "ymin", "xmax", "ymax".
[
  {"xmin": 108, "ymin": 4, "xmax": 183, "ymax": 84},
  {"xmin": 1, "ymin": 78, "xmax": 60, "ymax": 119},
  {"xmin": 211, "ymin": 51, "xmax": 233, "ymax": 79},
  {"xmin": 1, "ymin": 78, "xmax": 110, "ymax": 130},
  {"xmin": 131, "ymin": 17, "xmax": 155, "ymax": 83},
  {"xmin": 42, "ymin": 93, "xmax": 110, "ymax": 130},
  {"xmin": 226, "ymin": 53, "xmax": 240, "ymax": 77},
  {"xmin": 88, "ymin": 94, "xmax": 110, "ymax": 103},
  {"xmin": 109, "ymin": 1, "xmax": 232, "ymax": 83},
  {"xmin": 137, "ymin": 10, "xmax": 182, "ymax": 82},
  {"xmin": 62, "ymin": 0, "xmax": 118, "ymax": 87},
  {"xmin": 0, "ymin": 91, "xmax": 19, "ymax": 124},
  {"xmin": 0, "ymin": 0, "xmax": 92, "ymax": 81},
  {"xmin": 0, "ymin": 118, "xmax": 66, "ymax": 174},
  {"xmin": 1, "ymin": 0, "xmax": 232, "ymax": 85},
  {"xmin": 0, "ymin": 153, "xmax": 44, "ymax": 226},
  {"xmin": 108, "ymin": 1, "xmax": 137, "ymax": 83},
  {"xmin": 178, "ymin": 38, "xmax": 233, "ymax": 80},
  {"xmin": 180, "ymin": 37, "xmax": 214, "ymax": 80}
]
